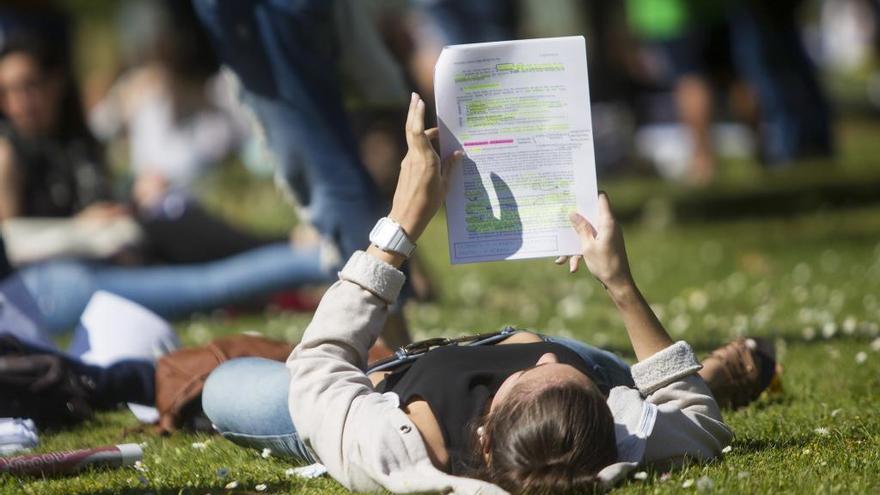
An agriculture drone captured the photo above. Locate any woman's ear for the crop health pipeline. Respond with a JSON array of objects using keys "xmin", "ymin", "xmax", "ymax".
[{"xmin": 477, "ymin": 425, "xmax": 491, "ymax": 464}]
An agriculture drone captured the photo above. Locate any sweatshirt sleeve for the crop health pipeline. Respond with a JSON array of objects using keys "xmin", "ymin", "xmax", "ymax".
[
  {"xmin": 631, "ymin": 342, "xmax": 734, "ymax": 465},
  {"xmin": 286, "ymin": 251, "xmax": 406, "ymax": 488}
]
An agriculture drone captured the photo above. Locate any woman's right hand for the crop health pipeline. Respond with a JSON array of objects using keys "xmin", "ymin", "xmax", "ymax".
[
  {"xmin": 388, "ymin": 93, "xmax": 462, "ymax": 243},
  {"xmin": 558, "ymin": 193, "xmax": 634, "ymax": 292}
]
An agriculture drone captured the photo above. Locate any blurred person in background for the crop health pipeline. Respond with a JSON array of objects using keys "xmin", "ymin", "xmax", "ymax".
[
  {"xmin": 406, "ymin": 0, "xmax": 520, "ymax": 100},
  {"xmin": 193, "ymin": 0, "xmax": 417, "ymax": 347},
  {"xmin": 0, "ymin": 33, "xmax": 115, "ymax": 222},
  {"xmin": 90, "ymin": 0, "xmax": 249, "ymax": 208},
  {"xmin": 0, "ymin": 33, "xmax": 334, "ymax": 333},
  {"xmin": 626, "ymin": 0, "xmax": 757, "ymax": 185},
  {"xmin": 627, "ymin": 0, "xmax": 833, "ymax": 182},
  {"xmin": 87, "ymin": 0, "xmax": 284, "ymax": 265},
  {"xmin": 728, "ymin": 0, "xmax": 833, "ymax": 164}
]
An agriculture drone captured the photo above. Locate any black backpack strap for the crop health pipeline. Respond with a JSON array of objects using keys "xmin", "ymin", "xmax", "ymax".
[{"xmin": 366, "ymin": 326, "xmax": 520, "ymax": 373}]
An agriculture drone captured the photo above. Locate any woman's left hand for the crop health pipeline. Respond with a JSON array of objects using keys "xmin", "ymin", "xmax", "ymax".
[{"xmin": 389, "ymin": 93, "xmax": 462, "ymax": 243}]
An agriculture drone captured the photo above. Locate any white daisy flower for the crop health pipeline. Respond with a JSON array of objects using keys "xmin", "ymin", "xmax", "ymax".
[{"xmin": 696, "ymin": 476, "xmax": 714, "ymax": 491}]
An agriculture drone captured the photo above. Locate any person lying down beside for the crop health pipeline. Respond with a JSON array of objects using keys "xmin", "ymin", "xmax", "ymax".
[{"xmin": 202, "ymin": 94, "xmax": 776, "ymax": 493}]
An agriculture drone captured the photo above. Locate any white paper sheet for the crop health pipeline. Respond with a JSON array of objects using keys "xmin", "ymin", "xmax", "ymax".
[
  {"xmin": 69, "ymin": 291, "xmax": 178, "ymax": 366},
  {"xmin": 435, "ymin": 36, "xmax": 599, "ymax": 264},
  {"xmin": 68, "ymin": 291, "xmax": 179, "ymax": 424}
]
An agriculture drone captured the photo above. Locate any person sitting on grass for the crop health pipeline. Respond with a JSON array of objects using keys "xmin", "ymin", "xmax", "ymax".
[
  {"xmin": 0, "ymin": 33, "xmax": 335, "ymax": 333},
  {"xmin": 201, "ymin": 94, "xmax": 777, "ymax": 493}
]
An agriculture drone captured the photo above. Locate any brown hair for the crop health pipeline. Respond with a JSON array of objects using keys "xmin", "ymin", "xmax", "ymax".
[{"xmin": 471, "ymin": 381, "xmax": 617, "ymax": 494}]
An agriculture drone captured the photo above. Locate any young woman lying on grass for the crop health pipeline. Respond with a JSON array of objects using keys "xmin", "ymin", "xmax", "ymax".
[{"xmin": 202, "ymin": 94, "xmax": 776, "ymax": 493}]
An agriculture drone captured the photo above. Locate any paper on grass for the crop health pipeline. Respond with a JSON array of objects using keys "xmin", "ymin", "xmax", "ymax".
[
  {"xmin": 69, "ymin": 291, "xmax": 178, "ymax": 366},
  {"xmin": 68, "ymin": 291, "xmax": 179, "ymax": 423},
  {"xmin": 435, "ymin": 36, "xmax": 598, "ymax": 264}
]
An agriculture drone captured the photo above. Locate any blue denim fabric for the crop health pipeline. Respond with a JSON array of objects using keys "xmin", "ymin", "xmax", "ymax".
[
  {"xmin": 541, "ymin": 336, "xmax": 635, "ymax": 394},
  {"xmin": 19, "ymin": 243, "xmax": 331, "ymax": 333},
  {"xmin": 728, "ymin": 6, "xmax": 832, "ymax": 164},
  {"xmin": 192, "ymin": 0, "xmax": 386, "ymax": 261},
  {"xmin": 415, "ymin": 0, "xmax": 518, "ymax": 45},
  {"xmin": 202, "ymin": 334, "xmax": 634, "ymax": 459},
  {"xmin": 202, "ymin": 357, "xmax": 315, "ymax": 462}
]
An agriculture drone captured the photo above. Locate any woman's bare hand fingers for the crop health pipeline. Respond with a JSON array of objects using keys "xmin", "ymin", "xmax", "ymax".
[
  {"xmin": 411, "ymin": 97, "xmax": 425, "ymax": 134},
  {"xmin": 569, "ymin": 255, "xmax": 581, "ymax": 273},
  {"xmin": 440, "ymin": 150, "xmax": 463, "ymax": 194},
  {"xmin": 404, "ymin": 93, "xmax": 419, "ymax": 148},
  {"xmin": 554, "ymin": 255, "xmax": 581, "ymax": 273}
]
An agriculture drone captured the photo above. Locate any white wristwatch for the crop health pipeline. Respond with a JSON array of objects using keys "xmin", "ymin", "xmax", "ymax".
[{"xmin": 369, "ymin": 217, "xmax": 416, "ymax": 258}]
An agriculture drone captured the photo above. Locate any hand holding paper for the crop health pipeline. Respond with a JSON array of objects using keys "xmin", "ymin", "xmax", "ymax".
[
  {"xmin": 564, "ymin": 193, "xmax": 633, "ymax": 292},
  {"xmin": 389, "ymin": 93, "xmax": 462, "ymax": 242}
]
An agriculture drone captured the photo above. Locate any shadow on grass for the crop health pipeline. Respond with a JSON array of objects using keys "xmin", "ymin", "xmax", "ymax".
[
  {"xmin": 612, "ymin": 175, "xmax": 880, "ymax": 224},
  {"xmin": 8, "ymin": 479, "xmax": 309, "ymax": 495},
  {"xmin": 732, "ymin": 435, "xmax": 813, "ymax": 454},
  {"xmin": 47, "ymin": 487, "xmax": 289, "ymax": 495}
]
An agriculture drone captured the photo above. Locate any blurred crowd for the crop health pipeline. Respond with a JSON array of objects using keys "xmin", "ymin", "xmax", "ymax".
[{"xmin": 0, "ymin": 0, "xmax": 877, "ymax": 332}]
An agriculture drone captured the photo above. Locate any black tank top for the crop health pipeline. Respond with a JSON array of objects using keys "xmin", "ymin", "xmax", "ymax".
[{"xmin": 375, "ymin": 342, "xmax": 594, "ymax": 474}]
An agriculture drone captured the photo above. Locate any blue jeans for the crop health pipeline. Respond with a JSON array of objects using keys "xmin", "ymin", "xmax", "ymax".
[
  {"xmin": 19, "ymin": 243, "xmax": 332, "ymax": 333},
  {"xmin": 201, "ymin": 336, "xmax": 633, "ymax": 461},
  {"xmin": 414, "ymin": 0, "xmax": 518, "ymax": 45},
  {"xmin": 192, "ymin": 0, "xmax": 386, "ymax": 261},
  {"xmin": 728, "ymin": 5, "xmax": 832, "ymax": 164}
]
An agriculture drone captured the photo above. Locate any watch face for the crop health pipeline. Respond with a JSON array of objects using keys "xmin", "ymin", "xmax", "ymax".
[
  {"xmin": 370, "ymin": 217, "xmax": 413, "ymax": 256},
  {"xmin": 373, "ymin": 224, "xmax": 397, "ymax": 246}
]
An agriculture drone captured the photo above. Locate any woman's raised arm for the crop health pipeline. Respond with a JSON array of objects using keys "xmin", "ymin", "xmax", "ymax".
[
  {"xmin": 564, "ymin": 193, "xmax": 674, "ymax": 362},
  {"xmin": 367, "ymin": 92, "xmax": 462, "ymax": 268}
]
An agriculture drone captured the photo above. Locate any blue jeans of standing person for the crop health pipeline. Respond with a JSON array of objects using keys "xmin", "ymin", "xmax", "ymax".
[
  {"xmin": 191, "ymin": 0, "xmax": 386, "ymax": 263},
  {"xmin": 413, "ymin": 0, "xmax": 519, "ymax": 44},
  {"xmin": 18, "ymin": 243, "xmax": 331, "ymax": 333},
  {"xmin": 728, "ymin": 4, "xmax": 832, "ymax": 164},
  {"xmin": 200, "ymin": 335, "xmax": 634, "ymax": 461}
]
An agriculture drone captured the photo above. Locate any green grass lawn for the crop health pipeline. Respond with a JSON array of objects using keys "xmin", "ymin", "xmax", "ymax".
[{"xmin": 3, "ymin": 122, "xmax": 880, "ymax": 494}]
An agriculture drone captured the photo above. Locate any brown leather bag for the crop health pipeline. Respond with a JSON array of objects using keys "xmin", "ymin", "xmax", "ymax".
[{"xmin": 154, "ymin": 334, "xmax": 294, "ymax": 433}]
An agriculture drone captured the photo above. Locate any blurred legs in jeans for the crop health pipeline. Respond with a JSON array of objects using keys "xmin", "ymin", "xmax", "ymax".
[
  {"xmin": 19, "ymin": 243, "xmax": 330, "ymax": 333},
  {"xmin": 192, "ymin": 0, "xmax": 410, "ymax": 346}
]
